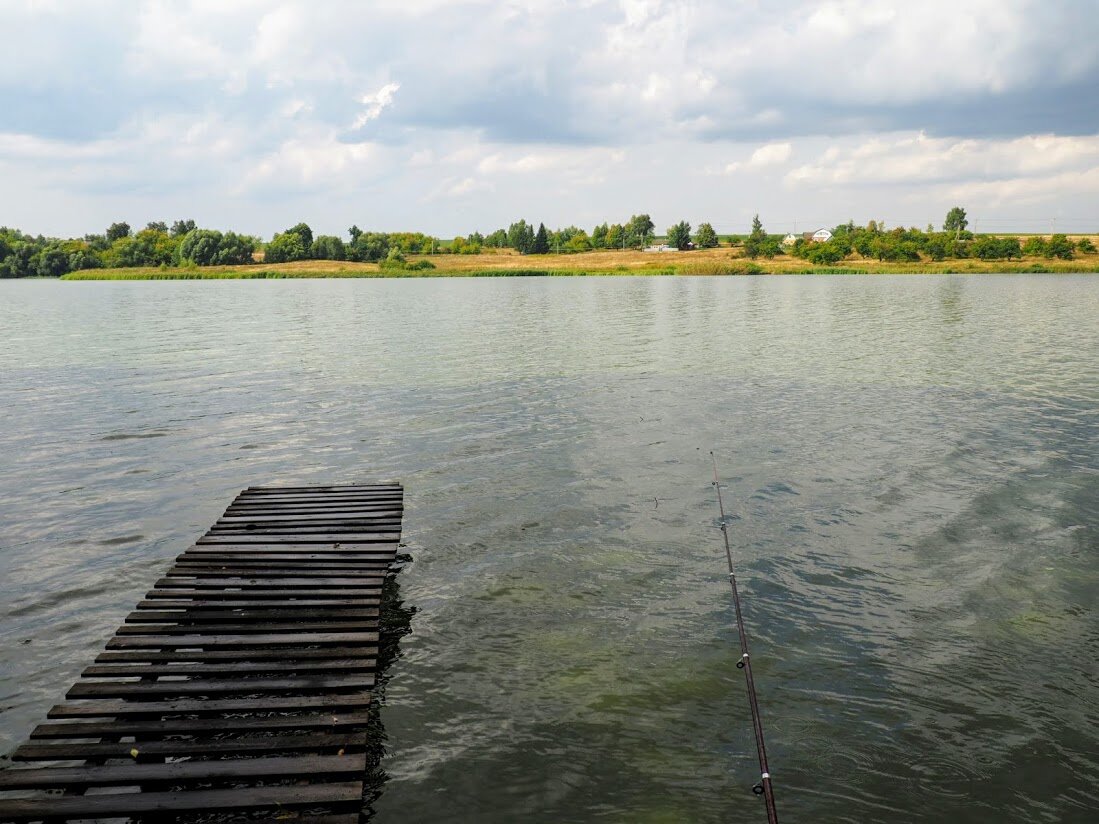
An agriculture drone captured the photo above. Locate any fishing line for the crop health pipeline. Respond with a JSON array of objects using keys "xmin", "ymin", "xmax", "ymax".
[{"xmin": 711, "ymin": 451, "xmax": 778, "ymax": 823}]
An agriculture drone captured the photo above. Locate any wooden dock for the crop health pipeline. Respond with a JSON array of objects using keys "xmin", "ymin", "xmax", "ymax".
[{"xmin": 0, "ymin": 483, "xmax": 404, "ymax": 823}]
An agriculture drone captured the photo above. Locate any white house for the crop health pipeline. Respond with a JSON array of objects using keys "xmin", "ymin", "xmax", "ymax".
[
  {"xmin": 782, "ymin": 233, "xmax": 799, "ymax": 246},
  {"xmin": 811, "ymin": 228, "xmax": 833, "ymax": 243}
]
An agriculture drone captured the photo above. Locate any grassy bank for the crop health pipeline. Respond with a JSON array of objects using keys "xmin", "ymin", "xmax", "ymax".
[{"xmin": 60, "ymin": 248, "xmax": 1099, "ymax": 280}]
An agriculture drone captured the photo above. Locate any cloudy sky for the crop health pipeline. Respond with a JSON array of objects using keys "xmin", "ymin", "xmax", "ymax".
[{"xmin": 3, "ymin": 0, "xmax": 1098, "ymax": 238}]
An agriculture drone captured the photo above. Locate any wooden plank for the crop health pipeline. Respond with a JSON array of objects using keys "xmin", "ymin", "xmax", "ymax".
[
  {"xmin": 196, "ymin": 534, "xmax": 401, "ymax": 545},
  {"xmin": 0, "ymin": 754, "xmax": 365, "ymax": 790},
  {"xmin": 0, "ymin": 782, "xmax": 363, "ymax": 819},
  {"xmin": 31, "ymin": 711, "xmax": 373, "ymax": 739},
  {"xmin": 135, "ymin": 602, "xmax": 378, "ymax": 615},
  {"xmin": 96, "ymin": 647, "xmax": 378, "ymax": 663},
  {"xmin": 114, "ymin": 621, "xmax": 379, "ymax": 635},
  {"xmin": 246, "ymin": 483, "xmax": 401, "ymax": 491},
  {"xmin": 48, "ymin": 692, "xmax": 373, "ymax": 718},
  {"xmin": 238, "ymin": 490, "xmax": 402, "ymax": 496},
  {"xmin": 226, "ymin": 503, "xmax": 404, "ymax": 514},
  {"xmin": 143, "ymin": 588, "xmax": 381, "ymax": 600},
  {"xmin": 219, "ymin": 510, "xmax": 403, "ymax": 523},
  {"xmin": 184, "ymin": 543, "xmax": 398, "ymax": 554},
  {"xmin": 154, "ymin": 576, "xmax": 385, "ymax": 588},
  {"xmin": 177, "ymin": 559, "xmax": 395, "ymax": 568},
  {"xmin": 233, "ymin": 494, "xmax": 402, "ymax": 504},
  {"xmin": 206, "ymin": 524, "xmax": 402, "ymax": 535},
  {"xmin": 67, "ymin": 675, "xmax": 373, "ymax": 698},
  {"xmin": 126, "ymin": 609, "xmax": 380, "ymax": 623},
  {"xmin": 83, "ymin": 657, "xmax": 376, "ymax": 677},
  {"xmin": 14, "ymin": 733, "xmax": 363, "ymax": 761},
  {"xmin": 168, "ymin": 565, "xmax": 390, "ymax": 576},
  {"xmin": 105, "ymin": 631, "xmax": 379, "ymax": 649}
]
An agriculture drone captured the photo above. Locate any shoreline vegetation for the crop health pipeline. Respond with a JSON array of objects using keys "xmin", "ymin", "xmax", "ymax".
[
  {"xmin": 59, "ymin": 253, "xmax": 1099, "ymax": 280},
  {"xmin": 2, "ymin": 209, "xmax": 1097, "ymax": 281}
]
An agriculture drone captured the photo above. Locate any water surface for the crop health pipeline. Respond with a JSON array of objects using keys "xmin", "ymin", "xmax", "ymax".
[{"xmin": 1, "ymin": 275, "xmax": 1096, "ymax": 822}]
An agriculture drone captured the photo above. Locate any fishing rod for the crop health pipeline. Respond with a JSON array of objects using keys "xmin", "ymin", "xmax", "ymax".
[{"xmin": 711, "ymin": 451, "xmax": 778, "ymax": 823}]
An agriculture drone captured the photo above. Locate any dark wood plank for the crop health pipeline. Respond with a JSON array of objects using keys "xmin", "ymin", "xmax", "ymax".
[
  {"xmin": 48, "ymin": 692, "xmax": 373, "ymax": 718},
  {"xmin": 206, "ymin": 524, "xmax": 402, "ymax": 535},
  {"xmin": 184, "ymin": 543, "xmax": 398, "ymax": 554},
  {"xmin": 246, "ymin": 483, "xmax": 401, "ymax": 492},
  {"xmin": 225, "ymin": 503, "xmax": 404, "ymax": 514},
  {"xmin": 126, "ymin": 609, "xmax": 380, "ymax": 623},
  {"xmin": 31, "ymin": 711, "xmax": 373, "ymax": 739},
  {"xmin": 67, "ymin": 675, "xmax": 374, "ymax": 698},
  {"xmin": 135, "ymin": 602, "xmax": 378, "ymax": 615},
  {"xmin": 215, "ymin": 514, "xmax": 403, "ymax": 524},
  {"xmin": 196, "ymin": 534, "xmax": 401, "ymax": 545},
  {"xmin": 83, "ymin": 657, "xmax": 376, "ymax": 677},
  {"xmin": 154, "ymin": 576, "xmax": 385, "ymax": 588},
  {"xmin": 0, "ymin": 782, "xmax": 363, "ymax": 819},
  {"xmin": 143, "ymin": 588, "xmax": 381, "ymax": 600},
  {"xmin": 233, "ymin": 494, "xmax": 403, "ymax": 504},
  {"xmin": 114, "ymin": 621, "xmax": 378, "ymax": 635},
  {"xmin": 0, "ymin": 754, "xmax": 365, "ymax": 790},
  {"xmin": 95, "ymin": 647, "xmax": 378, "ymax": 663},
  {"xmin": 168, "ymin": 565, "xmax": 390, "ymax": 576},
  {"xmin": 105, "ymin": 631, "xmax": 379, "ymax": 649},
  {"xmin": 14, "ymin": 733, "xmax": 363, "ymax": 761}
]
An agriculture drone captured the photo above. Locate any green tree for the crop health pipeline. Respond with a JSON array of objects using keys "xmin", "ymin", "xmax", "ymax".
[
  {"xmin": 943, "ymin": 206, "xmax": 968, "ymax": 236},
  {"xmin": 666, "ymin": 220, "xmax": 692, "ymax": 250},
  {"xmin": 264, "ymin": 232, "xmax": 308, "ymax": 263},
  {"xmin": 145, "ymin": 221, "xmax": 168, "ymax": 233},
  {"xmin": 605, "ymin": 223, "xmax": 625, "ymax": 249},
  {"xmin": 565, "ymin": 231, "xmax": 592, "ymax": 252},
  {"xmin": 743, "ymin": 214, "xmax": 779, "ymax": 259},
  {"xmin": 626, "ymin": 214, "xmax": 654, "ymax": 248},
  {"xmin": 507, "ymin": 220, "xmax": 535, "ymax": 254},
  {"xmin": 1078, "ymin": 238, "xmax": 1096, "ymax": 253},
  {"xmin": 283, "ymin": 223, "xmax": 314, "ymax": 255},
  {"xmin": 533, "ymin": 222, "xmax": 550, "ymax": 254},
  {"xmin": 694, "ymin": 222, "xmax": 719, "ymax": 248},
  {"xmin": 170, "ymin": 219, "xmax": 196, "ymax": 237},
  {"xmin": 106, "ymin": 222, "xmax": 131, "ymax": 242},
  {"xmin": 348, "ymin": 225, "xmax": 363, "ymax": 243},
  {"xmin": 591, "ymin": 223, "xmax": 609, "ymax": 249},
  {"xmin": 35, "ymin": 243, "xmax": 71, "ymax": 277},
  {"xmin": 311, "ymin": 235, "xmax": 346, "ymax": 260}
]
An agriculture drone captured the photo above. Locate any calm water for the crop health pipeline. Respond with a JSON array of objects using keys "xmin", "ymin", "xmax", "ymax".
[{"xmin": 1, "ymin": 275, "xmax": 1097, "ymax": 822}]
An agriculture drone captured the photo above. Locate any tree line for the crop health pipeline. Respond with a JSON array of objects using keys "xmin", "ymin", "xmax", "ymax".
[{"xmin": 1, "ymin": 207, "xmax": 1094, "ymax": 277}]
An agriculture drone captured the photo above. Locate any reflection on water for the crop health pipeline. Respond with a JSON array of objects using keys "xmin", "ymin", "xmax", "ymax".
[{"xmin": 0, "ymin": 274, "xmax": 1097, "ymax": 823}]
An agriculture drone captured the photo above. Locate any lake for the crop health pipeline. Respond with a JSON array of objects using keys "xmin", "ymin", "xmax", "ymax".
[{"xmin": 1, "ymin": 274, "xmax": 1096, "ymax": 822}]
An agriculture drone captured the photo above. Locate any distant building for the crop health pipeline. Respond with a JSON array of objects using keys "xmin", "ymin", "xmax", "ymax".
[
  {"xmin": 643, "ymin": 244, "xmax": 679, "ymax": 252},
  {"xmin": 782, "ymin": 233, "xmax": 799, "ymax": 246},
  {"xmin": 810, "ymin": 228, "xmax": 833, "ymax": 243}
]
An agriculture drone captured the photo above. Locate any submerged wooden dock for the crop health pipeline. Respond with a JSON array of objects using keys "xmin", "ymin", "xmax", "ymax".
[{"xmin": 0, "ymin": 483, "xmax": 404, "ymax": 823}]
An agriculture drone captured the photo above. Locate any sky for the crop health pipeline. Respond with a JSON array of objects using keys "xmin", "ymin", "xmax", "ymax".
[{"xmin": 2, "ymin": 0, "xmax": 1098, "ymax": 239}]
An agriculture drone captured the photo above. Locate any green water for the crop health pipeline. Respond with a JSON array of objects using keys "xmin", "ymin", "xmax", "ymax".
[{"xmin": 1, "ymin": 275, "xmax": 1096, "ymax": 822}]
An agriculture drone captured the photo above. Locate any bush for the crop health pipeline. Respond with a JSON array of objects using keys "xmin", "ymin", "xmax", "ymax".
[{"xmin": 1046, "ymin": 234, "xmax": 1075, "ymax": 260}]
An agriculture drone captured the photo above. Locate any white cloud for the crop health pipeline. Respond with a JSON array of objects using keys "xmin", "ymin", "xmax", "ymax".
[
  {"xmin": 785, "ymin": 132, "xmax": 1099, "ymax": 187},
  {"xmin": 352, "ymin": 83, "xmax": 400, "ymax": 130},
  {"xmin": 724, "ymin": 142, "xmax": 794, "ymax": 174}
]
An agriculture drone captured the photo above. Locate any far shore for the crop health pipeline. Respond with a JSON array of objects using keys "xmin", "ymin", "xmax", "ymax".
[{"xmin": 59, "ymin": 247, "xmax": 1099, "ymax": 280}]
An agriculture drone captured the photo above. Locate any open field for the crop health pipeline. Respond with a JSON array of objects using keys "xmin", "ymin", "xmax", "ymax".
[{"xmin": 60, "ymin": 245, "xmax": 1099, "ymax": 280}]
